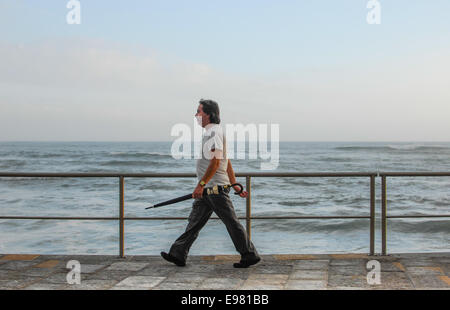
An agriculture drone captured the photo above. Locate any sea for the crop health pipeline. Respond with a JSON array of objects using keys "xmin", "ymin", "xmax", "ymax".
[{"xmin": 0, "ymin": 141, "xmax": 449, "ymax": 255}]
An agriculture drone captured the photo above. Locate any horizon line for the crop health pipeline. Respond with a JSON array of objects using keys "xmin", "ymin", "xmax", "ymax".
[{"xmin": 1, "ymin": 140, "xmax": 450, "ymax": 143}]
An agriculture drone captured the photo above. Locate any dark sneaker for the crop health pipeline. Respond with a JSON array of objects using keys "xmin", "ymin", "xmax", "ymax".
[
  {"xmin": 233, "ymin": 256, "xmax": 261, "ymax": 268},
  {"xmin": 161, "ymin": 252, "xmax": 186, "ymax": 267}
]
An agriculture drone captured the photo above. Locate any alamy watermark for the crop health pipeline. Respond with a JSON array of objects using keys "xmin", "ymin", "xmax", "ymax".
[
  {"xmin": 66, "ymin": 0, "xmax": 81, "ymax": 25},
  {"xmin": 367, "ymin": 0, "xmax": 381, "ymax": 25},
  {"xmin": 66, "ymin": 260, "xmax": 81, "ymax": 284},
  {"xmin": 171, "ymin": 118, "xmax": 280, "ymax": 170},
  {"xmin": 366, "ymin": 260, "xmax": 381, "ymax": 285}
]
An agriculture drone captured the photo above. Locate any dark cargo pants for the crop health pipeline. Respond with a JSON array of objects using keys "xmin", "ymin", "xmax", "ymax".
[{"xmin": 169, "ymin": 187, "xmax": 259, "ymax": 262}]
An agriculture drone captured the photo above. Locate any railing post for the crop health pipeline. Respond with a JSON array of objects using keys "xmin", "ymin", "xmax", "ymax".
[
  {"xmin": 119, "ymin": 176, "xmax": 125, "ymax": 258},
  {"xmin": 381, "ymin": 175, "xmax": 387, "ymax": 255},
  {"xmin": 246, "ymin": 176, "xmax": 252, "ymax": 240},
  {"xmin": 370, "ymin": 175, "xmax": 375, "ymax": 256}
]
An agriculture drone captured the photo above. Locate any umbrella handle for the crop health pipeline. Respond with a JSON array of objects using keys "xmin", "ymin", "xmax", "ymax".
[{"xmin": 230, "ymin": 183, "xmax": 244, "ymax": 195}]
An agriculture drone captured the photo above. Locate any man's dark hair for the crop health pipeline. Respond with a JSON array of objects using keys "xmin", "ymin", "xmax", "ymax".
[{"xmin": 199, "ymin": 99, "xmax": 221, "ymax": 124}]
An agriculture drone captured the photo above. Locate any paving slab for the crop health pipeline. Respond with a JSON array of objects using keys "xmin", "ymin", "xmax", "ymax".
[
  {"xmin": 392, "ymin": 262, "xmax": 407, "ymax": 272},
  {"xmin": 285, "ymin": 280, "xmax": 327, "ymax": 290},
  {"xmin": 251, "ymin": 264, "xmax": 293, "ymax": 274},
  {"xmin": 330, "ymin": 259, "xmax": 366, "ymax": 266},
  {"xmin": 80, "ymin": 264, "xmax": 107, "ymax": 274},
  {"xmin": 240, "ymin": 274, "xmax": 289, "ymax": 289},
  {"xmin": 329, "ymin": 265, "xmax": 365, "ymax": 276},
  {"xmin": 127, "ymin": 256, "xmax": 163, "ymax": 262},
  {"xmin": 290, "ymin": 270, "xmax": 328, "ymax": 280},
  {"xmin": 33, "ymin": 260, "xmax": 61, "ymax": 268},
  {"xmin": 113, "ymin": 276, "xmax": 166, "ymax": 289},
  {"xmin": 409, "ymin": 274, "xmax": 450, "ymax": 288},
  {"xmin": 0, "ymin": 269, "xmax": 15, "ymax": 279},
  {"xmin": 211, "ymin": 271, "xmax": 252, "ymax": 279},
  {"xmin": 85, "ymin": 270, "xmax": 134, "ymax": 281},
  {"xmin": 0, "ymin": 261, "xmax": 39, "ymax": 271},
  {"xmin": 330, "ymin": 254, "xmax": 369, "ymax": 260},
  {"xmin": 399, "ymin": 259, "xmax": 437, "ymax": 267},
  {"xmin": 20, "ymin": 268, "xmax": 58, "ymax": 278},
  {"xmin": 0, "ymin": 270, "xmax": 45, "ymax": 281},
  {"xmin": 371, "ymin": 272, "xmax": 413, "ymax": 289},
  {"xmin": 248, "ymin": 274, "xmax": 289, "ymax": 282},
  {"xmin": 0, "ymin": 254, "xmax": 40, "ymax": 261},
  {"xmin": 153, "ymin": 281, "xmax": 199, "ymax": 290},
  {"xmin": 273, "ymin": 254, "xmax": 319, "ymax": 260},
  {"xmin": 293, "ymin": 260, "xmax": 330, "ymax": 270},
  {"xmin": 105, "ymin": 262, "xmax": 149, "ymax": 271},
  {"xmin": 180, "ymin": 264, "xmax": 217, "ymax": 273},
  {"xmin": 406, "ymin": 266, "xmax": 445, "ymax": 276},
  {"xmin": 164, "ymin": 273, "xmax": 207, "ymax": 283},
  {"xmin": 240, "ymin": 281, "xmax": 284, "ymax": 290},
  {"xmin": 197, "ymin": 277, "xmax": 244, "ymax": 290},
  {"xmin": 23, "ymin": 283, "xmax": 65, "ymax": 290},
  {"xmin": 139, "ymin": 266, "xmax": 177, "ymax": 277},
  {"xmin": 327, "ymin": 274, "xmax": 372, "ymax": 289},
  {"xmin": 62, "ymin": 279, "xmax": 118, "ymax": 290},
  {"xmin": 438, "ymin": 276, "xmax": 450, "ymax": 286},
  {"xmin": 0, "ymin": 278, "xmax": 40, "ymax": 289}
]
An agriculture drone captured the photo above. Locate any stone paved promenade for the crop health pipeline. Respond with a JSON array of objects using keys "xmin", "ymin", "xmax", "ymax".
[{"xmin": 0, "ymin": 253, "xmax": 449, "ymax": 290}]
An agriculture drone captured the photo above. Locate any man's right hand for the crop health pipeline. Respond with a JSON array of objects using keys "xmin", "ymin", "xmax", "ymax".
[{"xmin": 192, "ymin": 184, "xmax": 204, "ymax": 199}]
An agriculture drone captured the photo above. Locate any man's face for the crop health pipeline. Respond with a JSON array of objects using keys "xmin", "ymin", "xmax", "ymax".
[{"xmin": 195, "ymin": 104, "xmax": 209, "ymax": 127}]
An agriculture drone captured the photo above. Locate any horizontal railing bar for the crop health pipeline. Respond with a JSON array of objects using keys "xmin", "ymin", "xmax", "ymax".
[
  {"xmin": 0, "ymin": 172, "xmax": 195, "ymax": 178},
  {"xmin": 8, "ymin": 215, "xmax": 448, "ymax": 220},
  {"xmin": 2, "ymin": 171, "xmax": 450, "ymax": 178},
  {"xmin": 0, "ymin": 215, "xmax": 371, "ymax": 220},
  {"xmin": 2, "ymin": 171, "xmax": 449, "ymax": 178},
  {"xmin": 380, "ymin": 172, "xmax": 450, "ymax": 177},
  {"xmin": 0, "ymin": 216, "xmax": 118, "ymax": 220},
  {"xmin": 387, "ymin": 215, "xmax": 450, "ymax": 218},
  {"xmin": 236, "ymin": 172, "xmax": 378, "ymax": 177},
  {"xmin": 124, "ymin": 216, "xmax": 371, "ymax": 220},
  {"xmin": 0, "ymin": 172, "xmax": 379, "ymax": 178}
]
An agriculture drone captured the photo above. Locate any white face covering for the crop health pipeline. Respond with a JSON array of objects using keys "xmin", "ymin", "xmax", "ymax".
[{"xmin": 195, "ymin": 115, "xmax": 203, "ymax": 126}]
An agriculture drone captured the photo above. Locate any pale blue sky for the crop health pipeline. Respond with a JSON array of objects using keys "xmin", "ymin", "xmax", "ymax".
[{"xmin": 1, "ymin": 1, "xmax": 450, "ymax": 141}]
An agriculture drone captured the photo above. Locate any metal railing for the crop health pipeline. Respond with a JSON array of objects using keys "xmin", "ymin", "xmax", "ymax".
[
  {"xmin": 380, "ymin": 172, "xmax": 450, "ymax": 255},
  {"xmin": 0, "ymin": 171, "xmax": 449, "ymax": 256}
]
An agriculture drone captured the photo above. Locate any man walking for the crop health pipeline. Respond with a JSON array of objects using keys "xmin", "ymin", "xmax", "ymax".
[{"xmin": 161, "ymin": 99, "xmax": 260, "ymax": 268}]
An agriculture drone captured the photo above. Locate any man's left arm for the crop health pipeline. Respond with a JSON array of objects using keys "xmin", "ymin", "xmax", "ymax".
[{"xmin": 226, "ymin": 159, "xmax": 249, "ymax": 198}]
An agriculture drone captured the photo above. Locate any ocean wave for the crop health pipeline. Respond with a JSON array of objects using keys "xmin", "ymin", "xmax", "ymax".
[
  {"xmin": 281, "ymin": 179, "xmax": 322, "ymax": 186},
  {"xmin": 108, "ymin": 151, "xmax": 173, "ymax": 159},
  {"xmin": 0, "ymin": 220, "xmax": 21, "ymax": 228},
  {"xmin": 335, "ymin": 145, "xmax": 450, "ymax": 152},
  {"xmin": 14, "ymin": 152, "xmax": 67, "ymax": 158},
  {"xmin": 138, "ymin": 183, "xmax": 178, "ymax": 190},
  {"xmin": 100, "ymin": 160, "xmax": 164, "ymax": 167},
  {"xmin": 0, "ymin": 159, "xmax": 27, "ymax": 167},
  {"xmin": 0, "ymin": 177, "xmax": 74, "ymax": 184},
  {"xmin": 252, "ymin": 219, "xmax": 369, "ymax": 233},
  {"xmin": 316, "ymin": 157, "xmax": 356, "ymax": 162},
  {"xmin": 393, "ymin": 145, "xmax": 450, "ymax": 151},
  {"xmin": 390, "ymin": 220, "xmax": 450, "ymax": 233},
  {"xmin": 252, "ymin": 218, "xmax": 450, "ymax": 234},
  {"xmin": 71, "ymin": 167, "xmax": 119, "ymax": 173},
  {"xmin": 434, "ymin": 201, "xmax": 450, "ymax": 207},
  {"xmin": 333, "ymin": 197, "xmax": 369, "ymax": 204},
  {"xmin": 278, "ymin": 200, "xmax": 321, "ymax": 207}
]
